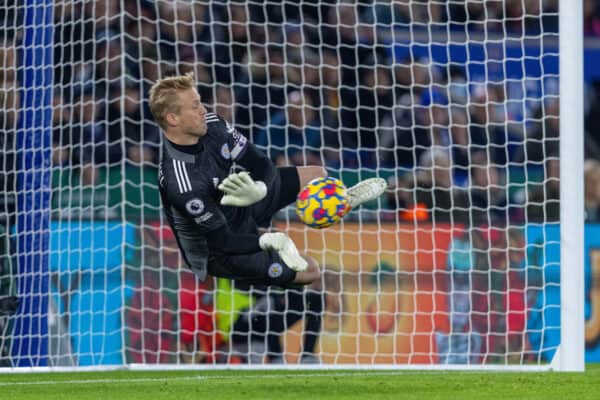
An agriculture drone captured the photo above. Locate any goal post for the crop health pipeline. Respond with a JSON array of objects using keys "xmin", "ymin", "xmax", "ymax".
[
  {"xmin": 11, "ymin": 0, "xmax": 53, "ymax": 367},
  {"xmin": 0, "ymin": 1, "xmax": 587, "ymax": 371},
  {"xmin": 558, "ymin": 0, "xmax": 585, "ymax": 372}
]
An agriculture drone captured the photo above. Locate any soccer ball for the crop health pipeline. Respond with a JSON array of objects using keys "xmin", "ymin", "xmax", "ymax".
[{"xmin": 295, "ymin": 177, "xmax": 349, "ymax": 229}]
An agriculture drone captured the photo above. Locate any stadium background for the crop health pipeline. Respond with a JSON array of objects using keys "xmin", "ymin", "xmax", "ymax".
[{"xmin": 0, "ymin": 1, "xmax": 599, "ymax": 367}]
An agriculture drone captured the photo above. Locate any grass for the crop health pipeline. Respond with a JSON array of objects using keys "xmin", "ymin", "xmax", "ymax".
[{"xmin": 0, "ymin": 365, "xmax": 599, "ymax": 400}]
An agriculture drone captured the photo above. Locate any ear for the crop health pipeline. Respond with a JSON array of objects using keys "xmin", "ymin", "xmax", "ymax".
[{"xmin": 165, "ymin": 112, "xmax": 179, "ymax": 127}]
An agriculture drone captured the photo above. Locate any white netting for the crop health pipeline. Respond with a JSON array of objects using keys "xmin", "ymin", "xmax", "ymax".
[{"xmin": 0, "ymin": 0, "xmax": 567, "ymax": 368}]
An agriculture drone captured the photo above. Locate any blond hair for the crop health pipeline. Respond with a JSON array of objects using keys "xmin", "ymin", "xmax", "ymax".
[{"xmin": 148, "ymin": 72, "xmax": 196, "ymax": 130}]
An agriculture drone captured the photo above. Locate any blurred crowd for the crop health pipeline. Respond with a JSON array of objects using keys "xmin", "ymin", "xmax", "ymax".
[{"xmin": 2, "ymin": 0, "xmax": 600, "ymax": 226}]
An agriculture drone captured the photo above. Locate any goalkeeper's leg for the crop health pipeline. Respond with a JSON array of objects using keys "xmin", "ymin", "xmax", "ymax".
[
  {"xmin": 291, "ymin": 254, "xmax": 320, "ymax": 286},
  {"xmin": 345, "ymin": 177, "xmax": 388, "ymax": 210},
  {"xmin": 296, "ymin": 166, "xmax": 328, "ymax": 188}
]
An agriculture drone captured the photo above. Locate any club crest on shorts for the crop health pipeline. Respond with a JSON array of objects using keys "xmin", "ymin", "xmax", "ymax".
[
  {"xmin": 185, "ymin": 198, "xmax": 204, "ymax": 215},
  {"xmin": 268, "ymin": 263, "xmax": 283, "ymax": 278},
  {"xmin": 221, "ymin": 143, "xmax": 231, "ymax": 159}
]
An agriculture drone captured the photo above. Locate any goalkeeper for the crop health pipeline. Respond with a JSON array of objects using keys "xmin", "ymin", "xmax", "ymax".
[{"xmin": 149, "ymin": 73, "xmax": 386, "ymax": 287}]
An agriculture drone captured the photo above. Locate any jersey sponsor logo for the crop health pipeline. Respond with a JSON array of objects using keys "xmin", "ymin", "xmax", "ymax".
[
  {"xmin": 220, "ymin": 143, "xmax": 231, "ymax": 159},
  {"xmin": 267, "ymin": 263, "xmax": 283, "ymax": 278},
  {"xmin": 194, "ymin": 212, "xmax": 213, "ymax": 224},
  {"xmin": 230, "ymin": 131, "xmax": 248, "ymax": 160},
  {"xmin": 173, "ymin": 160, "xmax": 192, "ymax": 193},
  {"xmin": 185, "ymin": 198, "xmax": 205, "ymax": 215}
]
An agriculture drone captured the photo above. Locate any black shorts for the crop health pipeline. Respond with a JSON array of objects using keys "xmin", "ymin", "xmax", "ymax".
[
  {"xmin": 207, "ymin": 166, "xmax": 302, "ymax": 286},
  {"xmin": 207, "ymin": 250, "xmax": 297, "ymax": 286}
]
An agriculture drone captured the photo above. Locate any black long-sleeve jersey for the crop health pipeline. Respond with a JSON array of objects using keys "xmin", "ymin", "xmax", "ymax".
[{"xmin": 158, "ymin": 112, "xmax": 275, "ymax": 280}]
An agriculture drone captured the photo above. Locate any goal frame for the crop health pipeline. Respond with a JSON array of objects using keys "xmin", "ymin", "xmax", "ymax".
[{"xmin": 3, "ymin": 0, "xmax": 585, "ymax": 372}]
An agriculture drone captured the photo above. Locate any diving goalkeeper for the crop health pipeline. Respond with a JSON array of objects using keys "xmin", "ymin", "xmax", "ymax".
[{"xmin": 149, "ymin": 73, "xmax": 386, "ymax": 287}]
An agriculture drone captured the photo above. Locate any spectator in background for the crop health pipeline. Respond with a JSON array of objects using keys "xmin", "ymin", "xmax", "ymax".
[
  {"xmin": 449, "ymin": 107, "xmax": 471, "ymax": 185},
  {"xmin": 315, "ymin": 51, "xmax": 345, "ymax": 169},
  {"xmin": 322, "ymin": 1, "xmax": 384, "ymax": 165},
  {"xmin": 354, "ymin": 59, "xmax": 395, "ymax": 167},
  {"xmin": 106, "ymin": 81, "xmax": 160, "ymax": 165},
  {"xmin": 585, "ymin": 160, "xmax": 600, "ymax": 222},
  {"xmin": 216, "ymin": 280, "xmax": 324, "ymax": 364},
  {"xmin": 414, "ymin": 148, "xmax": 467, "ymax": 224},
  {"xmin": 235, "ymin": 44, "xmax": 288, "ymax": 135},
  {"xmin": 321, "ymin": 2, "xmax": 377, "ymax": 89},
  {"xmin": 468, "ymin": 152, "xmax": 508, "ymax": 225},
  {"xmin": 469, "ymin": 84, "xmax": 511, "ymax": 167},
  {"xmin": 213, "ymin": 2, "xmax": 263, "ymax": 85},
  {"xmin": 70, "ymin": 90, "xmax": 105, "ymax": 165},
  {"xmin": 526, "ymin": 158, "xmax": 560, "ymax": 223},
  {"xmin": 140, "ymin": 47, "xmax": 176, "ymax": 94},
  {"xmin": 178, "ymin": 271, "xmax": 223, "ymax": 364},
  {"xmin": 502, "ymin": 228, "xmax": 529, "ymax": 362},
  {"xmin": 123, "ymin": 2, "xmax": 159, "ymax": 80},
  {"xmin": 585, "ymin": 79, "xmax": 600, "ymax": 158},
  {"xmin": 92, "ymin": 32, "xmax": 132, "ymax": 96},
  {"xmin": 213, "ymin": 86, "xmax": 235, "ymax": 125},
  {"xmin": 178, "ymin": 55, "xmax": 214, "ymax": 94},
  {"xmin": 446, "ymin": 1, "xmax": 500, "ymax": 32},
  {"xmin": 0, "ymin": 39, "xmax": 19, "ymax": 133},
  {"xmin": 390, "ymin": 56, "xmax": 443, "ymax": 103},
  {"xmin": 52, "ymin": 92, "xmax": 72, "ymax": 167},
  {"xmin": 585, "ymin": 0, "xmax": 600, "ymax": 36},
  {"xmin": 437, "ymin": 230, "xmax": 483, "ymax": 364},
  {"xmin": 419, "ymin": 88, "xmax": 451, "ymax": 151},
  {"xmin": 504, "ymin": 0, "xmax": 544, "ymax": 35},
  {"xmin": 518, "ymin": 98, "xmax": 560, "ymax": 165},
  {"xmin": 378, "ymin": 83, "xmax": 448, "ymax": 169},
  {"xmin": 156, "ymin": 1, "xmax": 200, "ymax": 62},
  {"xmin": 254, "ymin": 91, "xmax": 322, "ymax": 166},
  {"xmin": 361, "ymin": 0, "xmax": 412, "ymax": 33},
  {"xmin": 0, "ymin": 39, "xmax": 19, "ymax": 222}
]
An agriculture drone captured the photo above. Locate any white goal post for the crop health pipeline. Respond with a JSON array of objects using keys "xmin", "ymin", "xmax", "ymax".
[
  {"xmin": 0, "ymin": 0, "xmax": 585, "ymax": 372},
  {"xmin": 558, "ymin": 0, "xmax": 584, "ymax": 372}
]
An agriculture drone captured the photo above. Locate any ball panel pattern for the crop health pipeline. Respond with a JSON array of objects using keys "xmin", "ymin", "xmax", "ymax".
[{"xmin": 295, "ymin": 177, "xmax": 349, "ymax": 229}]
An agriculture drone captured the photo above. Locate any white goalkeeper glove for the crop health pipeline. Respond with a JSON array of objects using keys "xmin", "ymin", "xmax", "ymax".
[
  {"xmin": 218, "ymin": 171, "xmax": 267, "ymax": 207},
  {"xmin": 259, "ymin": 232, "xmax": 308, "ymax": 272}
]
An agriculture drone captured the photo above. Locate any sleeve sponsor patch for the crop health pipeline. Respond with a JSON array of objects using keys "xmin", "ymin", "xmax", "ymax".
[
  {"xmin": 230, "ymin": 130, "xmax": 248, "ymax": 160},
  {"xmin": 185, "ymin": 198, "xmax": 205, "ymax": 215}
]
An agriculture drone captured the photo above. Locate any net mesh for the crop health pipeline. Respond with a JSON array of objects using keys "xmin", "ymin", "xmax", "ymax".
[{"xmin": 0, "ymin": 0, "xmax": 563, "ymax": 367}]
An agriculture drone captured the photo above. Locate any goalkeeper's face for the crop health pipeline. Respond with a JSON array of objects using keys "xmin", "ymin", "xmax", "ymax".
[{"xmin": 175, "ymin": 88, "xmax": 208, "ymax": 137}]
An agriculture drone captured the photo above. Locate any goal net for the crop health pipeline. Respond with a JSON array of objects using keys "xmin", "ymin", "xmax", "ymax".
[{"xmin": 0, "ymin": 0, "xmax": 578, "ymax": 370}]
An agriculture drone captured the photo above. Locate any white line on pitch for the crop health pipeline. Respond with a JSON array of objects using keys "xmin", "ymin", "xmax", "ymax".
[{"xmin": 0, "ymin": 371, "xmax": 410, "ymax": 386}]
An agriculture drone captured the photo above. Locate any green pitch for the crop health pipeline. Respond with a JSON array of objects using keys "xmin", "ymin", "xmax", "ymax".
[{"xmin": 1, "ymin": 365, "xmax": 599, "ymax": 400}]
